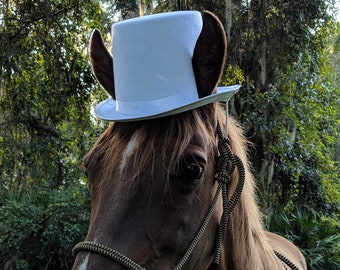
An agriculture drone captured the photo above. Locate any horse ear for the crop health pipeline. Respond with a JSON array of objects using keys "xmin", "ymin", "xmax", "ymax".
[
  {"xmin": 192, "ymin": 11, "xmax": 227, "ymax": 98},
  {"xmin": 90, "ymin": 29, "xmax": 116, "ymax": 99}
]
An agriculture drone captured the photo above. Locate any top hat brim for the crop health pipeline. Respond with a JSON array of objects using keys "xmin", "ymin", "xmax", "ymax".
[{"xmin": 94, "ymin": 85, "xmax": 240, "ymax": 122}]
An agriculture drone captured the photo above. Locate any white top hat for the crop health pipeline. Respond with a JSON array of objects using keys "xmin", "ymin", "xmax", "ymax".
[{"xmin": 94, "ymin": 11, "xmax": 240, "ymax": 121}]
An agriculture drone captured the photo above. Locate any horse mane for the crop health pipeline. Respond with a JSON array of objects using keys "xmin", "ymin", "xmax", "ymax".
[
  {"xmin": 84, "ymin": 103, "xmax": 280, "ymax": 269},
  {"xmin": 224, "ymin": 113, "xmax": 280, "ymax": 269},
  {"xmin": 84, "ymin": 104, "xmax": 217, "ymax": 194}
]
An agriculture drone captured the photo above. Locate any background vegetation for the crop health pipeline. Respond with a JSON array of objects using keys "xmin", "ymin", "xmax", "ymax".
[{"xmin": 1, "ymin": 0, "xmax": 339, "ymax": 269}]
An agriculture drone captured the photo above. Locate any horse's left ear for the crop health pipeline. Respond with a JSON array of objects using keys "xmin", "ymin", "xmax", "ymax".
[
  {"xmin": 89, "ymin": 29, "xmax": 115, "ymax": 99},
  {"xmin": 192, "ymin": 11, "xmax": 227, "ymax": 98}
]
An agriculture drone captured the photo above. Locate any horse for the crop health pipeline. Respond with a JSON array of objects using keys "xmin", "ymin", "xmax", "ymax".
[{"xmin": 72, "ymin": 11, "xmax": 307, "ymax": 270}]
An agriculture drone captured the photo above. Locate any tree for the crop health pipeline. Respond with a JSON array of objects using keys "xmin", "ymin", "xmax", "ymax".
[
  {"xmin": 0, "ymin": 0, "xmax": 111, "ymax": 268},
  {"xmin": 227, "ymin": 0, "xmax": 339, "ymax": 216},
  {"xmin": 0, "ymin": 0, "xmax": 111, "ymax": 192},
  {"xmin": 0, "ymin": 0, "xmax": 338, "ymax": 268}
]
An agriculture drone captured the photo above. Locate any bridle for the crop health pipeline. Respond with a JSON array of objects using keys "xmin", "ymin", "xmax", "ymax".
[
  {"xmin": 72, "ymin": 121, "xmax": 300, "ymax": 270},
  {"xmin": 73, "ymin": 120, "xmax": 243, "ymax": 269}
]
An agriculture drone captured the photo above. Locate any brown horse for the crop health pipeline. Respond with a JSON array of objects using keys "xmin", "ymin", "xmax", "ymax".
[{"xmin": 72, "ymin": 11, "xmax": 306, "ymax": 270}]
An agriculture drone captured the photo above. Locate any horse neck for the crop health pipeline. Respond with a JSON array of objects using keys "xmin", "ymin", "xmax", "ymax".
[{"xmin": 220, "ymin": 117, "xmax": 282, "ymax": 270}]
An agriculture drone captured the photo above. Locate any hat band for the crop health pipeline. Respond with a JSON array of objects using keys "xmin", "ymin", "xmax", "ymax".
[{"xmin": 116, "ymin": 91, "xmax": 198, "ymax": 116}]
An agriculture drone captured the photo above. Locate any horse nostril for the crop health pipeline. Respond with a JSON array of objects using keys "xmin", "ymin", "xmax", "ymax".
[{"xmin": 161, "ymin": 245, "xmax": 175, "ymax": 255}]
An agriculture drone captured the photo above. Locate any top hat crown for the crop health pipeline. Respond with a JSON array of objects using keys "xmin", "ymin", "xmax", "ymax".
[{"xmin": 91, "ymin": 11, "xmax": 240, "ymax": 121}]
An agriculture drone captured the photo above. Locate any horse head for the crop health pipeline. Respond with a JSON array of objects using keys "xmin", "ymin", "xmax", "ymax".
[{"xmin": 72, "ymin": 11, "xmax": 307, "ymax": 270}]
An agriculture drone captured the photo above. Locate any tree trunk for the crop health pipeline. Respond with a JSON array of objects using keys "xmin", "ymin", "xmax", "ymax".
[{"xmin": 225, "ymin": 0, "xmax": 232, "ymax": 40}]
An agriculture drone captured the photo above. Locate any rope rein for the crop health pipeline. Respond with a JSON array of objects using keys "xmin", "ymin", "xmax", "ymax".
[
  {"xmin": 212, "ymin": 121, "xmax": 245, "ymax": 265},
  {"xmin": 274, "ymin": 250, "xmax": 300, "ymax": 270},
  {"xmin": 72, "ymin": 241, "xmax": 145, "ymax": 270},
  {"xmin": 72, "ymin": 120, "xmax": 300, "ymax": 270}
]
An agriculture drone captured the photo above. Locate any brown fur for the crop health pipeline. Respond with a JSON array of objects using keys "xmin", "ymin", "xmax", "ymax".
[
  {"xmin": 89, "ymin": 30, "xmax": 115, "ymax": 98},
  {"xmin": 192, "ymin": 12, "xmax": 227, "ymax": 97},
  {"xmin": 81, "ymin": 105, "xmax": 306, "ymax": 269},
  {"xmin": 84, "ymin": 104, "xmax": 217, "ymax": 195},
  {"xmin": 75, "ymin": 11, "xmax": 306, "ymax": 270}
]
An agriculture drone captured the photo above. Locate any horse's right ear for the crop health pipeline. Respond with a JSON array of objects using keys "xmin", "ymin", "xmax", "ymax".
[
  {"xmin": 192, "ymin": 11, "xmax": 227, "ymax": 98},
  {"xmin": 89, "ymin": 29, "xmax": 116, "ymax": 99}
]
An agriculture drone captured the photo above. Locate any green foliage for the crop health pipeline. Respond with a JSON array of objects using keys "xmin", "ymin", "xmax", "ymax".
[
  {"xmin": 269, "ymin": 209, "xmax": 340, "ymax": 270},
  {"xmin": 0, "ymin": 0, "xmax": 339, "ymax": 268},
  {"xmin": 0, "ymin": 0, "xmax": 109, "ymax": 190},
  {"xmin": 227, "ymin": 0, "xmax": 340, "ymax": 218},
  {"xmin": 112, "ymin": 0, "xmax": 139, "ymax": 18},
  {"xmin": 0, "ymin": 0, "xmax": 108, "ymax": 269},
  {"xmin": 0, "ymin": 186, "xmax": 90, "ymax": 269},
  {"xmin": 220, "ymin": 64, "xmax": 245, "ymax": 86}
]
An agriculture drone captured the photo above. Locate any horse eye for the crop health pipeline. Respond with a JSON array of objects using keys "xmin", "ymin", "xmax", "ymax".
[
  {"xmin": 171, "ymin": 157, "xmax": 204, "ymax": 190},
  {"xmin": 183, "ymin": 163, "xmax": 204, "ymax": 183}
]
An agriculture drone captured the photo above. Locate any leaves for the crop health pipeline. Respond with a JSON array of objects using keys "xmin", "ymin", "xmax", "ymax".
[
  {"xmin": 0, "ymin": 1, "xmax": 109, "ymax": 268},
  {"xmin": 227, "ymin": 0, "xmax": 340, "ymax": 216},
  {"xmin": 269, "ymin": 209, "xmax": 340, "ymax": 270},
  {"xmin": 0, "ymin": 0, "xmax": 108, "ymax": 190},
  {"xmin": 0, "ymin": 187, "xmax": 91, "ymax": 269},
  {"xmin": 0, "ymin": 0, "xmax": 339, "ymax": 268}
]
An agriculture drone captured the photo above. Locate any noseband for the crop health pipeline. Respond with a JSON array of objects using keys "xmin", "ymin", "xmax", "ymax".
[{"xmin": 72, "ymin": 121, "xmax": 299, "ymax": 270}]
